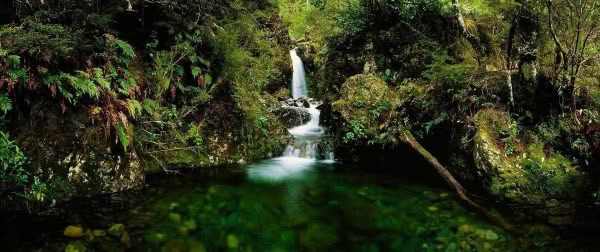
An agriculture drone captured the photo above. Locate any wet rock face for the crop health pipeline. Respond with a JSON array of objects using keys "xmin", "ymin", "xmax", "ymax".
[
  {"xmin": 472, "ymin": 109, "xmax": 591, "ymax": 226},
  {"xmin": 281, "ymin": 96, "xmax": 316, "ymax": 108},
  {"xmin": 273, "ymin": 107, "xmax": 311, "ymax": 128},
  {"xmin": 17, "ymin": 110, "xmax": 144, "ymax": 201}
]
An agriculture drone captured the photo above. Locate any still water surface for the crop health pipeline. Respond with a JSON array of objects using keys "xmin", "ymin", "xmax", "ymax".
[{"xmin": 2, "ymin": 157, "xmax": 588, "ymax": 251}]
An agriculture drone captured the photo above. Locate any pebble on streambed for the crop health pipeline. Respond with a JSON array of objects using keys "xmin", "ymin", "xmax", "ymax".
[{"xmin": 63, "ymin": 223, "xmax": 131, "ymax": 252}]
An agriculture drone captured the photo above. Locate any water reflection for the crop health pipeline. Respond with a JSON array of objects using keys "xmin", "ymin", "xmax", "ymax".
[{"xmin": 247, "ymin": 157, "xmax": 325, "ymax": 183}]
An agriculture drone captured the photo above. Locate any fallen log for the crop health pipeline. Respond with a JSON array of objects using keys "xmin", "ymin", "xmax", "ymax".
[{"xmin": 401, "ymin": 130, "xmax": 517, "ymax": 234}]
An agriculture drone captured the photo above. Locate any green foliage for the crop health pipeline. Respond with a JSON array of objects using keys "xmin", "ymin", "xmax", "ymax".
[
  {"xmin": 384, "ymin": 0, "xmax": 444, "ymax": 20},
  {"xmin": 143, "ymin": 99, "xmax": 161, "ymax": 115},
  {"xmin": 0, "ymin": 93, "xmax": 12, "ymax": 115},
  {"xmin": 498, "ymin": 119, "xmax": 520, "ymax": 155},
  {"xmin": 63, "ymin": 71, "xmax": 101, "ymax": 102},
  {"xmin": 344, "ymin": 120, "xmax": 367, "ymax": 144},
  {"xmin": 276, "ymin": 0, "xmax": 346, "ymax": 43},
  {"xmin": 536, "ymin": 122, "xmax": 559, "ymax": 144},
  {"xmin": 115, "ymin": 39, "xmax": 136, "ymax": 59},
  {"xmin": 186, "ymin": 124, "xmax": 205, "ymax": 146},
  {"xmin": 0, "ymin": 131, "xmax": 28, "ymax": 197},
  {"xmin": 424, "ymin": 112, "xmax": 447, "ymax": 133},
  {"xmin": 127, "ymin": 99, "xmax": 143, "ymax": 119},
  {"xmin": 0, "ymin": 19, "xmax": 80, "ymax": 62},
  {"xmin": 521, "ymin": 156, "xmax": 571, "ymax": 196},
  {"xmin": 7, "ymin": 55, "xmax": 21, "ymax": 66},
  {"xmin": 117, "ymin": 122, "xmax": 130, "ymax": 152},
  {"xmin": 337, "ymin": 0, "xmax": 366, "ymax": 34},
  {"xmin": 29, "ymin": 176, "xmax": 48, "ymax": 202},
  {"xmin": 423, "ymin": 54, "xmax": 475, "ymax": 88},
  {"xmin": 151, "ymin": 42, "xmax": 199, "ymax": 101}
]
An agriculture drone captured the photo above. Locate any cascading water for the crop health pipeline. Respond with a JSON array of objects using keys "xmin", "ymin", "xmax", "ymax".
[
  {"xmin": 290, "ymin": 50, "xmax": 308, "ymax": 99},
  {"xmin": 282, "ymin": 49, "xmax": 333, "ymax": 161},
  {"xmin": 247, "ymin": 49, "xmax": 334, "ymax": 183}
]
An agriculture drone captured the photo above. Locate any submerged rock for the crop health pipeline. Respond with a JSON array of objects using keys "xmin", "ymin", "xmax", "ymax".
[
  {"xmin": 108, "ymin": 224, "xmax": 126, "ymax": 237},
  {"xmin": 64, "ymin": 226, "xmax": 85, "ymax": 238},
  {"xmin": 484, "ymin": 230, "xmax": 499, "ymax": 241},
  {"xmin": 65, "ymin": 240, "xmax": 87, "ymax": 252},
  {"xmin": 92, "ymin": 229, "xmax": 106, "ymax": 237},
  {"xmin": 227, "ymin": 234, "xmax": 240, "ymax": 249}
]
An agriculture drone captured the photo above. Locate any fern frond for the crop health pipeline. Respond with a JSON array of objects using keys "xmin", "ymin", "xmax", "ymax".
[
  {"xmin": 115, "ymin": 39, "xmax": 136, "ymax": 59},
  {"xmin": 142, "ymin": 99, "xmax": 159, "ymax": 115},
  {"xmin": 118, "ymin": 79, "xmax": 130, "ymax": 96},
  {"xmin": 7, "ymin": 68, "xmax": 26, "ymax": 81},
  {"xmin": 93, "ymin": 68, "xmax": 111, "ymax": 90},
  {"xmin": 117, "ymin": 121, "xmax": 129, "ymax": 152},
  {"xmin": 126, "ymin": 99, "xmax": 142, "ymax": 119},
  {"xmin": 0, "ymin": 93, "xmax": 12, "ymax": 114},
  {"xmin": 63, "ymin": 72, "xmax": 100, "ymax": 100},
  {"xmin": 7, "ymin": 55, "xmax": 20, "ymax": 66}
]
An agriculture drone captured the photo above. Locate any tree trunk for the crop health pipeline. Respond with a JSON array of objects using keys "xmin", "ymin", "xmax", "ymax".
[
  {"xmin": 507, "ymin": 20, "xmax": 516, "ymax": 107},
  {"xmin": 452, "ymin": 0, "xmax": 469, "ymax": 35},
  {"xmin": 401, "ymin": 130, "xmax": 516, "ymax": 234}
]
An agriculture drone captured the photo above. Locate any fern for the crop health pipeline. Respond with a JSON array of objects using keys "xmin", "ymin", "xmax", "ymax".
[
  {"xmin": 93, "ymin": 68, "xmax": 111, "ymax": 90},
  {"xmin": 115, "ymin": 39, "xmax": 136, "ymax": 59},
  {"xmin": 142, "ymin": 99, "xmax": 160, "ymax": 115},
  {"xmin": 7, "ymin": 55, "xmax": 20, "ymax": 66},
  {"xmin": 126, "ymin": 99, "xmax": 142, "ymax": 119},
  {"xmin": 63, "ymin": 71, "xmax": 100, "ymax": 100},
  {"xmin": 7, "ymin": 68, "xmax": 27, "ymax": 81},
  {"xmin": 117, "ymin": 121, "xmax": 129, "ymax": 152},
  {"xmin": 118, "ymin": 79, "xmax": 130, "ymax": 96},
  {"xmin": 0, "ymin": 94, "xmax": 12, "ymax": 114},
  {"xmin": 153, "ymin": 51, "xmax": 174, "ymax": 99}
]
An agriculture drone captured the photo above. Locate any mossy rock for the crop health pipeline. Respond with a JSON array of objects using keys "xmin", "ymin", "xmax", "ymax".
[
  {"xmin": 15, "ymin": 109, "xmax": 144, "ymax": 204},
  {"xmin": 65, "ymin": 240, "xmax": 87, "ymax": 252},
  {"xmin": 332, "ymin": 74, "xmax": 396, "ymax": 131},
  {"xmin": 472, "ymin": 109, "xmax": 588, "ymax": 226}
]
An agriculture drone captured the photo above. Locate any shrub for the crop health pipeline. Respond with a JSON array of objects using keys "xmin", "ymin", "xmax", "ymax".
[{"xmin": 0, "ymin": 131, "xmax": 28, "ymax": 198}]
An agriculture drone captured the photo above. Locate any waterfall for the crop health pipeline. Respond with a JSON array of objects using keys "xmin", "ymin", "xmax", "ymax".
[
  {"xmin": 290, "ymin": 49, "xmax": 308, "ymax": 99},
  {"xmin": 282, "ymin": 49, "xmax": 333, "ymax": 162}
]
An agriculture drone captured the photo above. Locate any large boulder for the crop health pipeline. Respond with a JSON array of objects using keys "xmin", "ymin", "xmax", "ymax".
[
  {"xmin": 333, "ymin": 73, "xmax": 394, "ymax": 124},
  {"xmin": 273, "ymin": 106, "xmax": 312, "ymax": 128},
  {"xmin": 472, "ymin": 109, "xmax": 589, "ymax": 226}
]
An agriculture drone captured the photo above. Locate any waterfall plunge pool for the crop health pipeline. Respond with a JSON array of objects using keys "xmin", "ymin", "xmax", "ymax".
[{"xmin": 2, "ymin": 159, "xmax": 588, "ymax": 251}]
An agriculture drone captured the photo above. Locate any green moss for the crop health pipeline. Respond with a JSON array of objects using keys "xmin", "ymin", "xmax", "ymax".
[
  {"xmin": 521, "ymin": 153, "xmax": 577, "ymax": 196},
  {"xmin": 473, "ymin": 109, "xmax": 585, "ymax": 206}
]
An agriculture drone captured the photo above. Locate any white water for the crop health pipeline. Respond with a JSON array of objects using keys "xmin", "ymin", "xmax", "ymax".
[
  {"xmin": 247, "ymin": 50, "xmax": 333, "ymax": 183},
  {"xmin": 290, "ymin": 49, "xmax": 308, "ymax": 99},
  {"xmin": 282, "ymin": 49, "xmax": 334, "ymax": 161}
]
